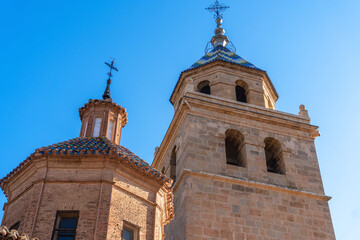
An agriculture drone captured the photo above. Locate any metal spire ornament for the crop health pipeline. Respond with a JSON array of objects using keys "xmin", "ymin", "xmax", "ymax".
[
  {"xmin": 206, "ymin": 0, "xmax": 229, "ymax": 19},
  {"xmin": 204, "ymin": 0, "xmax": 236, "ymax": 51},
  {"xmin": 102, "ymin": 58, "xmax": 118, "ymax": 100}
]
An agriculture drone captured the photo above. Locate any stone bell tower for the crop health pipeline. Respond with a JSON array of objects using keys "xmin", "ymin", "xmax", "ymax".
[{"xmin": 152, "ymin": 1, "xmax": 335, "ymax": 239}]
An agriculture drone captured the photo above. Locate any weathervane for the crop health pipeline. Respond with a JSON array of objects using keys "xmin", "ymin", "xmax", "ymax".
[
  {"xmin": 102, "ymin": 58, "xmax": 119, "ymax": 100},
  {"xmin": 206, "ymin": 0, "xmax": 229, "ymax": 19}
]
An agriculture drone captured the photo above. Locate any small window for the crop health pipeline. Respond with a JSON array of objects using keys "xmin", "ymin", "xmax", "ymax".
[
  {"xmin": 236, "ymin": 86, "xmax": 247, "ymax": 103},
  {"xmin": 170, "ymin": 146, "xmax": 177, "ymax": 182},
  {"xmin": 107, "ymin": 120, "xmax": 114, "ymax": 140},
  {"xmin": 122, "ymin": 222, "xmax": 139, "ymax": 240},
  {"xmin": 197, "ymin": 81, "xmax": 211, "ymax": 95},
  {"xmin": 225, "ymin": 130, "xmax": 246, "ymax": 167},
  {"xmin": 264, "ymin": 138, "xmax": 285, "ymax": 174},
  {"xmin": 93, "ymin": 118, "xmax": 102, "ymax": 137},
  {"xmin": 10, "ymin": 221, "xmax": 20, "ymax": 230},
  {"xmin": 161, "ymin": 167, "xmax": 165, "ymax": 174},
  {"xmin": 122, "ymin": 228, "xmax": 134, "ymax": 240},
  {"xmin": 51, "ymin": 211, "xmax": 79, "ymax": 240}
]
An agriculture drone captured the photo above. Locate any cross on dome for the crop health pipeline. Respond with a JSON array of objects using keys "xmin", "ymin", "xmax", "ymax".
[
  {"xmin": 205, "ymin": 1, "xmax": 232, "ymax": 49},
  {"xmin": 102, "ymin": 58, "xmax": 118, "ymax": 100},
  {"xmin": 205, "ymin": 0, "xmax": 229, "ymax": 19},
  {"xmin": 105, "ymin": 58, "xmax": 118, "ymax": 79}
]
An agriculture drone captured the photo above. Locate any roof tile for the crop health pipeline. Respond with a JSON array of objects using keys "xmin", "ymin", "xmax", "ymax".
[
  {"xmin": 0, "ymin": 137, "xmax": 172, "ymax": 187},
  {"xmin": 189, "ymin": 46, "xmax": 262, "ymax": 71}
]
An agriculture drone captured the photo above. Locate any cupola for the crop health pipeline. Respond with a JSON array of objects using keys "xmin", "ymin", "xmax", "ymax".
[{"xmin": 78, "ymin": 59, "xmax": 128, "ymax": 145}]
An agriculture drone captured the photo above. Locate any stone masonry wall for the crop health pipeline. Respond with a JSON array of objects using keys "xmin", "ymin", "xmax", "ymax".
[
  {"xmin": 164, "ymin": 177, "xmax": 186, "ymax": 240},
  {"xmin": 174, "ymin": 174, "xmax": 335, "ymax": 240},
  {"xmin": 158, "ymin": 100, "xmax": 334, "ymax": 239},
  {"xmin": 174, "ymin": 113, "xmax": 325, "ymax": 194}
]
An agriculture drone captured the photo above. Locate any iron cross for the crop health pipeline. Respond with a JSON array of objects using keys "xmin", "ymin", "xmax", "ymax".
[
  {"xmin": 105, "ymin": 59, "xmax": 119, "ymax": 79},
  {"xmin": 102, "ymin": 58, "xmax": 118, "ymax": 100},
  {"xmin": 206, "ymin": 0, "xmax": 229, "ymax": 19}
]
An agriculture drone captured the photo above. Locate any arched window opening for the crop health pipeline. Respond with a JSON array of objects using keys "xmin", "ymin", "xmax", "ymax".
[
  {"xmin": 170, "ymin": 146, "xmax": 177, "ymax": 182},
  {"xmin": 264, "ymin": 138, "xmax": 285, "ymax": 174},
  {"xmin": 236, "ymin": 86, "xmax": 247, "ymax": 103},
  {"xmin": 161, "ymin": 167, "xmax": 165, "ymax": 174},
  {"xmin": 197, "ymin": 81, "xmax": 211, "ymax": 95},
  {"xmin": 225, "ymin": 130, "xmax": 246, "ymax": 167}
]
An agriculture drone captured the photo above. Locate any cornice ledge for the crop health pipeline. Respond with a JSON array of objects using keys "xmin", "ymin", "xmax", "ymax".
[
  {"xmin": 174, "ymin": 169, "xmax": 331, "ymax": 202},
  {"xmin": 183, "ymin": 93, "xmax": 318, "ymax": 130}
]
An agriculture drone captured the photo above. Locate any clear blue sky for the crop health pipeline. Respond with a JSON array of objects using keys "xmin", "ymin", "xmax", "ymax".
[{"xmin": 0, "ymin": 0, "xmax": 359, "ymax": 238}]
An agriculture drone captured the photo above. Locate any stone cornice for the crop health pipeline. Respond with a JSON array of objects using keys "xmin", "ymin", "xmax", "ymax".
[
  {"xmin": 174, "ymin": 169, "xmax": 331, "ymax": 201},
  {"xmin": 152, "ymin": 92, "xmax": 319, "ymax": 169},
  {"xmin": 79, "ymin": 99, "xmax": 128, "ymax": 126},
  {"xmin": 183, "ymin": 93, "xmax": 318, "ymax": 132}
]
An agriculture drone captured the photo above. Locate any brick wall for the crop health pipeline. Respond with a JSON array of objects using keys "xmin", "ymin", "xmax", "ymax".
[{"xmin": 1, "ymin": 155, "xmax": 170, "ymax": 240}]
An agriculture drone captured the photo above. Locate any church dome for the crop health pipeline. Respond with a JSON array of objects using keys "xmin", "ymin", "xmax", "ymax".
[{"xmin": 0, "ymin": 137, "xmax": 172, "ymax": 187}]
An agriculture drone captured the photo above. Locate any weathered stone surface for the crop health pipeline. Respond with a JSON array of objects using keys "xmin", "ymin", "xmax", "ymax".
[{"xmin": 153, "ymin": 62, "xmax": 334, "ymax": 239}]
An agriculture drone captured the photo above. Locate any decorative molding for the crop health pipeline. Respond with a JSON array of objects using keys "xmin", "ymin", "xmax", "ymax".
[
  {"xmin": 0, "ymin": 225, "xmax": 39, "ymax": 240},
  {"xmin": 174, "ymin": 169, "xmax": 331, "ymax": 201}
]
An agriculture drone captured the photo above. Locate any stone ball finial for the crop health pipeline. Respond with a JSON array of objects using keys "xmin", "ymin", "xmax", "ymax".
[{"xmin": 299, "ymin": 104, "xmax": 310, "ymax": 120}]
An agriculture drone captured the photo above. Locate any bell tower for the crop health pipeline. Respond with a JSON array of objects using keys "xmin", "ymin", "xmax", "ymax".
[{"xmin": 152, "ymin": 1, "xmax": 335, "ymax": 239}]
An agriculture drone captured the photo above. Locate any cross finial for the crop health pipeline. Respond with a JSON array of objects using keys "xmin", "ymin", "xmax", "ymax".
[
  {"xmin": 206, "ymin": 1, "xmax": 231, "ymax": 49},
  {"xmin": 206, "ymin": 0, "xmax": 229, "ymax": 19},
  {"xmin": 105, "ymin": 58, "xmax": 118, "ymax": 79},
  {"xmin": 102, "ymin": 58, "xmax": 119, "ymax": 100}
]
